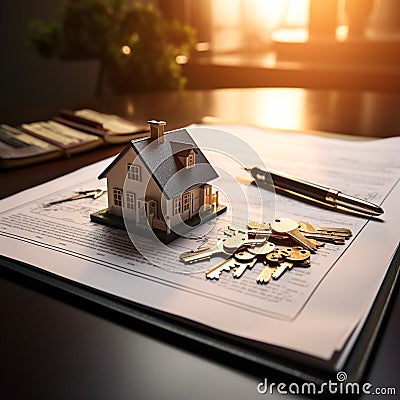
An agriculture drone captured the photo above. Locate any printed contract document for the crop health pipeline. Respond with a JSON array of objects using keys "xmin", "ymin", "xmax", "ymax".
[{"xmin": 1, "ymin": 125, "xmax": 399, "ymax": 368}]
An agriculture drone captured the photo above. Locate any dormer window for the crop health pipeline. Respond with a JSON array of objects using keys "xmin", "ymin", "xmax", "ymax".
[
  {"xmin": 186, "ymin": 152, "xmax": 195, "ymax": 168},
  {"xmin": 170, "ymin": 141, "xmax": 198, "ymax": 170}
]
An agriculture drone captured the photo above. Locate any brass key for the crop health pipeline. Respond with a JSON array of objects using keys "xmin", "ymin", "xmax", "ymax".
[
  {"xmin": 247, "ymin": 221, "xmax": 271, "ymax": 231},
  {"xmin": 302, "ymin": 232, "xmax": 345, "ymax": 245},
  {"xmin": 219, "ymin": 231, "xmax": 266, "ymax": 252},
  {"xmin": 265, "ymin": 248, "xmax": 291, "ymax": 263},
  {"xmin": 181, "ymin": 229, "xmax": 265, "ymax": 264},
  {"xmin": 44, "ymin": 187, "xmax": 107, "ymax": 207},
  {"xmin": 271, "ymin": 247, "xmax": 311, "ymax": 279},
  {"xmin": 256, "ymin": 264, "xmax": 277, "ymax": 284},
  {"xmin": 232, "ymin": 250, "xmax": 257, "ymax": 278},
  {"xmin": 232, "ymin": 241, "xmax": 276, "ymax": 279},
  {"xmin": 247, "ymin": 241, "xmax": 275, "ymax": 257},
  {"xmin": 271, "ymin": 261, "xmax": 293, "ymax": 280},
  {"xmin": 180, "ymin": 237, "xmax": 226, "ymax": 263},
  {"xmin": 298, "ymin": 221, "xmax": 352, "ymax": 237},
  {"xmin": 225, "ymin": 223, "xmax": 271, "ymax": 239},
  {"xmin": 271, "ymin": 218, "xmax": 318, "ymax": 252},
  {"xmin": 264, "ymin": 248, "xmax": 290, "ymax": 279},
  {"xmin": 269, "ymin": 232, "xmax": 325, "ymax": 248},
  {"xmin": 256, "ymin": 248, "xmax": 289, "ymax": 284},
  {"xmin": 222, "ymin": 232, "xmax": 248, "ymax": 252},
  {"xmin": 205, "ymin": 257, "xmax": 237, "ymax": 280}
]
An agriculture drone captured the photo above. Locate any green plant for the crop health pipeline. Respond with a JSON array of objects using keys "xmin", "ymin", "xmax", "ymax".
[{"xmin": 28, "ymin": 0, "xmax": 196, "ymax": 93}]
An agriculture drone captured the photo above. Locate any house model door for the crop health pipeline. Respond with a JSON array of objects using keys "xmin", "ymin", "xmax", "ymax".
[
  {"xmin": 192, "ymin": 189, "xmax": 200, "ymax": 216},
  {"xmin": 181, "ymin": 192, "xmax": 192, "ymax": 220},
  {"xmin": 136, "ymin": 198, "xmax": 157, "ymax": 227},
  {"xmin": 204, "ymin": 185, "xmax": 212, "ymax": 205}
]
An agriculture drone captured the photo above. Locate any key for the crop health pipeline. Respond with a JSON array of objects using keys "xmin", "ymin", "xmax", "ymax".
[
  {"xmin": 205, "ymin": 257, "xmax": 237, "ymax": 280},
  {"xmin": 83, "ymin": 187, "xmax": 106, "ymax": 199},
  {"xmin": 180, "ymin": 237, "xmax": 225, "ymax": 263},
  {"xmin": 302, "ymin": 232, "xmax": 345, "ymax": 245},
  {"xmin": 232, "ymin": 250, "xmax": 257, "ymax": 278},
  {"xmin": 44, "ymin": 187, "xmax": 107, "ymax": 207},
  {"xmin": 222, "ymin": 231, "xmax": 266, "ymax": 252},
  {"xmin": 247, "ymin": 221, "xmax": 270, "ymax": 231},
  {"xmin": 271, "ymin": 217, "xmax": 318, "ymax": 252},
  {"xmin": 225, "ymin": 223, "xmax": 271, "ymax": 239},
  {"xmin": 271, "ymin": 261, "xmax": 293, "ymax": 280},
  {"xmin": 246, "ymin": 221, "xmax": 272, "ymax": 237},
  {"xmin": 264, "ymin": 248, "xmax": 290, "ymax": 280},
  {"xmin": 181, "ymin": 230, "xmax": 264, "ymax": 264},
  {"xmin": 246, "ymin": 241, "xmax": 275, "ymax": 283},
  {"xmin": 254, "ymin": 246, "xmax": 286, "ymax": 284},
  {"xmin": 286, "ymin": 247, "xmax": 311, "ymax": 265},
  {"xmin": 242, "ymin": 241, "xmax": 275, "ymax": 282},
  {"xmin": 247, "ymin": 241, "xmax": 275, "ymax": 257},
  {"xmin": 265, "ymin": 248, "xmax": 291, "ymax": 264},
  {"xmin": 298, "ymin": 221, "xmax": 352, "ymax": 237},
  {"xmin": 297, "ymin": 258, "xmax": 311, "ymax": 267},
  {"xmin": 224, "ymin": 225, "xmax": 246, "ymax": 236},
  {"xmin": 272, "ymin": 247, "xmax": 311, "ymax": 279},
  {"xmin": 298, "ymin": 221, "xmax": 349, "ymax": 243},
  {"xmin": 229, "ymin": 240, "xmax": 273, "ymax": 280},
  {"xmin": 221, "ymin": 232, "xmax": 247, "ymax": 252},
  {"xmin": 269, "ymin": 232, "xmax": 325, "ymax": 248},
  {"xmin": 256, "ymin": 264, "xmax": 277, "ymax": 284}
]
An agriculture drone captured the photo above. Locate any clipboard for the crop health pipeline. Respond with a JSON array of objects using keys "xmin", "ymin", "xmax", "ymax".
[{"xmin": 1, "ymin": 242, "xmax": 399, "ymax": 385}]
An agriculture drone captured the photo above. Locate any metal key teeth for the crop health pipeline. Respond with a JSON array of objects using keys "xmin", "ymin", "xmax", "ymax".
[
  {"xmin": 256, "ymin": 265, "xmax": 275, "ymax": 284},
  {"xmin": 205, "ymin": 258, "xmax": 236, "ymax": 280}
]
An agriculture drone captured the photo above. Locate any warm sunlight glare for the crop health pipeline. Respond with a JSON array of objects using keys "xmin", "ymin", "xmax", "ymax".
[
  {"xmin": 251, "ymin": 0, "xmax": 309, "ymax": 31},
  {"xmin": 212, "ymin": 0, "xmax": 310, "ymax": 46},
  {"xmin": 252, "ymin": 89, "xmax": 305, "ymax": 129}
]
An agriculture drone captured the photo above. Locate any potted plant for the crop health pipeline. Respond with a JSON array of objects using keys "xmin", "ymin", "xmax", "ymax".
[{"xmin": 28, "ymin": 0, "xmax": 196, "ymax": 94}]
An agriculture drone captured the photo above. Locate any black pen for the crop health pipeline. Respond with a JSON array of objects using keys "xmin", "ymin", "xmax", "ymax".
[{"xmin": 246, "ymin": 166, "xmax": 384, "ymax": 216}]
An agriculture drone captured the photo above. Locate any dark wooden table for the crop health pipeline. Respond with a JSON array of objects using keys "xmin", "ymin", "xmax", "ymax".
[
  {"xmin": 1, "ymin": 88, "xmax": 399, "ymax": 399},
  {"xmin": 2, "ymin": 88, "xmax": 400, "ymax": 199}
]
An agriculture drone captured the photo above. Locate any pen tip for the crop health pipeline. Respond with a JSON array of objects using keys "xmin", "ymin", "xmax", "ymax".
[{"xmin": 376, "ymin": 206, "xmax": 384, "ymax": 215}]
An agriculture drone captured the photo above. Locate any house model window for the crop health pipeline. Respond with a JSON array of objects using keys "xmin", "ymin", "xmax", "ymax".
[
  {"xmin": 113, "ymin": 188, "xmax": 122, "ymax": 207},
  {"xmin": 182, "ymin": 193, "xmax": 191, "ymax": 212},
  {"xmin": 173, "ymin": 197, "xmax": 181, "ymax": 215},
  {"xmin": 170, "ymin": 141, "xmax": 197, "ymax": 170},
  {"xmin": 127, "ymin": 164, "xmax": 141, "ymax": 181},
  {"xmin": 186, "ymin": 153, "xmax": 195, "ymax": 168},
  {"xmin": 125, "ymin": 192, "xmax": 135, "ymax": 209}
]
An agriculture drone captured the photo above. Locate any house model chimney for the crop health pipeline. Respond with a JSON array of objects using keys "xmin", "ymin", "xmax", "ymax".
[{"xmin": 148, "ymin": 120, "xmax": 166, "ymax": 143}]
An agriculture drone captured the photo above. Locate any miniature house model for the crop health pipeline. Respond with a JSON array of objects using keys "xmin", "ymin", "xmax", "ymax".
[{"xmin": 93, "ymin": 121, "xmax": 224, "ymax": 240}]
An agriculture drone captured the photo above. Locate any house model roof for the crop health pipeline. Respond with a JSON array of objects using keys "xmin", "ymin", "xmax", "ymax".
[{"xmin": 98, "ymin": 128, "xmax": 219, "ymax": 199}]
